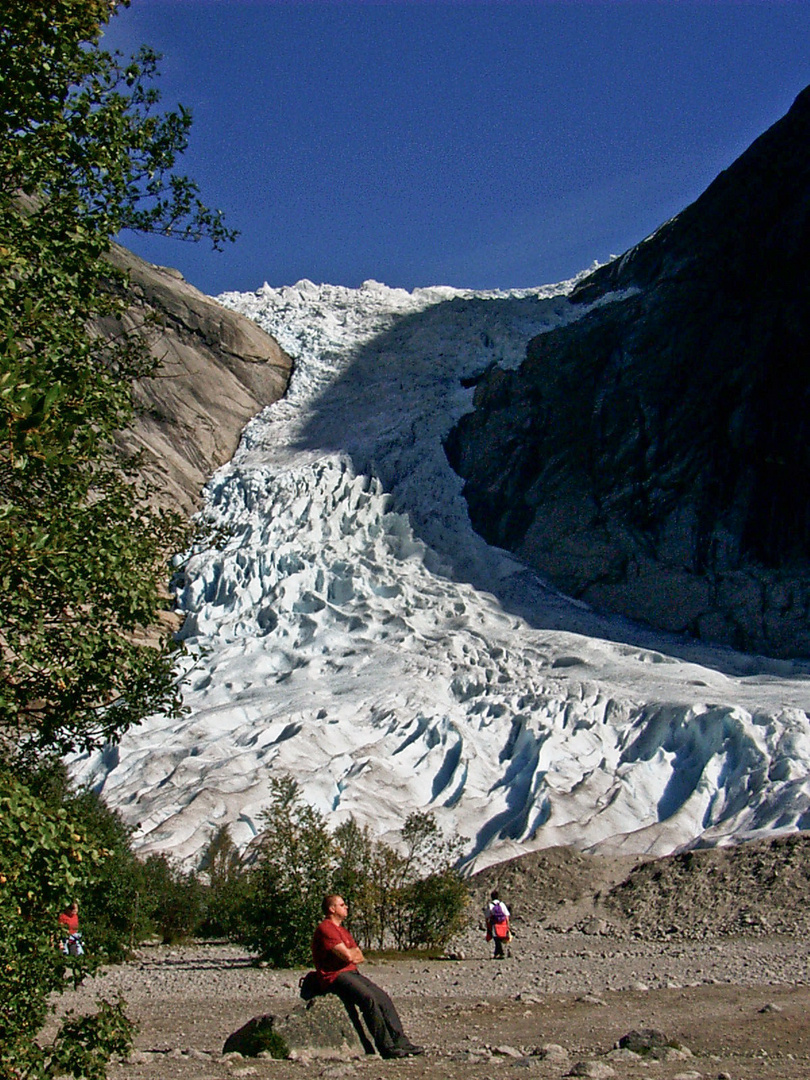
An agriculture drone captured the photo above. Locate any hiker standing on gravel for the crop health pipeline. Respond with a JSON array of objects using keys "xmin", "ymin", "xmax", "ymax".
[
  {"xmin": 311, "ymin": 894, "xmax": 424, "ymax": 1059},
  {"xmin": 485, "ymin": 890, "xmax": 511, "ymax": 959}
]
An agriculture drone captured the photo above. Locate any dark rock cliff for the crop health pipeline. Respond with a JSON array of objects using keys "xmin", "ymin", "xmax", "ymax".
[
  {"xmin": 446, "ymin": 85, "xmax": 810, "ymax": 658},
  {"xmin": 100, "ymin": 243, "xmax": 292, "ymax": 515}
]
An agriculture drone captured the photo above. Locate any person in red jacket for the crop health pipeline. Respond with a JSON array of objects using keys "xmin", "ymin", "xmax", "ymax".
[
  {"xmin": 57, "ymin": 900, "xmax": 84, "ymax": 956},
  {"xmin": 312, "ymin": 894, "xmax": 423, "ymax": 1059},
  {"xmin": 485, "ymin": 890, "xmax": 511, "ymax": 959}
]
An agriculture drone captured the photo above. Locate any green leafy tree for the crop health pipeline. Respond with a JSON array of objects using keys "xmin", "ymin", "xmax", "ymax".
[
  {"xmin": 0, "ymin": 0, "xmax": 234, "ymax": 761},
  {"xmin": 332, "ymin": 817, "xmax": 379, "ymax": 948},
  {"xmin": 240, "ymin": 777, "xmax": 337, "ymax": 966},
  {"xmin": 384, "ymin": 812, "xmax": 468, "ymax": 950},
  {"xmin": 365, "ymin": 836, "xmax": 408, "ymax": 951},
  {"xmin": 199, "ymin": 825, "xmax": 249, "ymax": 938},
  {"xmin": 396, "ymin": 869, "xmax": 469, "ymax": 949},
  {"xmin": 138, "ymin": 853, "xmax": 206, "ymax": 944},
  {"xmin": 66, "ymin": 788, "xmax": 147, "ymax": 959},
  {"xmin": 237, "ymin": 791, "xmax": 469, "ymax": 960},
  {"xmin": 0, "ymin": 769, "xmax": 135, "ymax": 1080},
  {"xmin": 0, "ymin": 2, "xmax": 234, "ymax": 1075},
  {"xmin": 333, "ymin": 811, "xmax": 469, "ymax": 951},
  {"xmin": 27, "ymin": 763, "xmax": 148, "ymax": 959}
]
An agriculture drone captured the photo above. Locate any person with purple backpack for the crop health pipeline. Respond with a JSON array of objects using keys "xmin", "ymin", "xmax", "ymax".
[{"xmin": 485, "ymin": 890, "xmax": 511, "ymax": 959}]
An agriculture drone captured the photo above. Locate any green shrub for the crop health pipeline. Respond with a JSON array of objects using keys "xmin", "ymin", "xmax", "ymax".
[
  {"xmin": 27, "ymin": 764, "xmax": 151, "ymax": 959},
  {"xmin": 66, "ymin": 788, "xmax": 148, "ymax": 959},
  {"xmin": 198, "ymin": 826, "xmax": 250, "ymax": 938},
  {"xmin": 337, "ymin": 810, "xmax": 469, "ymax": 951},
  {"xmin": 238, "ymin": 777, "xmax": 337, "ymax": 966},
  {"xmin": 232, "ymin": 780, "xmax": 469, "ymax": 962},
  {"xmin": 46, "ymin": 998, "xmax": 136, "ymax": 1080},
  {"xmin": 389, "ymin": 812, "xmax": 468, "ymax": 950},
  {"xmin": 138, "ymin": 853, "xmax": 207, "ymax": 944},
  {"xmin": 397, "ymin": 871, "xmax": 469, "ymax": 949},
  {"xmin": 0, "ymin": 770, "xmax": 135, "ymax": 1080},
  {"xmin": 332, "ymin": 817, "xmax": 380, "ymax": 947}
]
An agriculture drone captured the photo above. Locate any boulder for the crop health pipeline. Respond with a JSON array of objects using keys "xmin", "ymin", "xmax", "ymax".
[
  {"xmin": 616, "ymin": 1028, "xmax": 690, "ymax": 1060},
  {"xmin": 617, "ymin": 1028, "xmax": 669, "ymax": 1054},
  {"xmin": 222, "ymin": 995, "xmax": 369, "ymax": 1060},
  {"xmin": 567, "ymin": 1062, "xmax": 615, "ymax": 1079}
]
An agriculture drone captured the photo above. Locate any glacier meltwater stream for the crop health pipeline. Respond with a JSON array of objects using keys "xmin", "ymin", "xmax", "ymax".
[{"xmin": 74, "ymin": 278, "xmax": 810, "ymax": 870}]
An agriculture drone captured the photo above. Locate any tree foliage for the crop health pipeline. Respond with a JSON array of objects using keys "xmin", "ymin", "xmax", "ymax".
[
  {"xmin": 332, "ymin": 817, "xmax": 379, "ymax": 946},
  {"xmin": 337, "ymin": 810, "xmax": 469, "ymax": 951},
  {"xmin": 240, "ymin": 776, "xmax": 337, "ymax": 966},
  {"xmin": 235, "ymin": 778, "xmax": 469, "ymax": 965},
  {"xmin": 27, "ymin": 761, "xmax": 149, "ymax": 959},
  {"xmin": 137, "ymin": 853, "xmax": 207, "ymax": 945},
  {"xmin": 0, "ymin": 0, "xmax": 234, "ymax": 760},
  {"xmin": 198, "ymin": 825, "xmax": 249, "ymax": 939},
  {"xmin": 0, "ymin": 769, "xmax": 135, "ymax": 1080},
  {"xmin": 0, "ymin": 2, "xmax": 234, "ymax": 1075},
  {"xmin": 388, "ymin": 811, "xmax": 468, "ymax": 950}
]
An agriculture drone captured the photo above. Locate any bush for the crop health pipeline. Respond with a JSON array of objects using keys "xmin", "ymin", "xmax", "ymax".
[
  {"xmin": 233, "ymin": 779, "xmax": 469, "ymax": 962},
  {"xmin": 138, "ymin": 854, "xmax": 207, "ymax": 944},
  {"xmin": 238, "ymin": 777, "xmax": 336, "ymax": 966},
  {"xmin": 27, "ymin": 762, "xmax": 150, "ymax": 960},
  {"xmin": 0, "ymin": 770, "xmax": 135, "ymax": 1080},
  {"xmin": 397, "ymin": 871, "xmax": 469, "ymax": 949},
  {"xmin": 394, "ymin": 812, "xmax": 468, "ymax": 949},
  {"xmin": 198, "ymin": 826, "xmax": 249, "ymax": 938},
  {"xmin": 332, "ymin": 817, "xmax": 380, "ymax": 947},
  {"xmin": 66, "ymin": 788, "xmax": 148, "ymax": 959}
]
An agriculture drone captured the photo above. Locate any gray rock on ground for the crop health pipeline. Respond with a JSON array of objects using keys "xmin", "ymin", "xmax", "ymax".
[
  {"xmin": 617, "ymin": 1028, "xmax": 691, "ymax": 1060},
  {"xmin": 222, "ymin": 996, "xmax": 367, "ymax": 1060},
  {"xmin": 567, "ymin": 1062, "xmax": 615, "ymax": 1078}
]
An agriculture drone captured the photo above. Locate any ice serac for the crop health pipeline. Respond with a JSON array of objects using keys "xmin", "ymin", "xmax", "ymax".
[
  {"xmin": 445, "ymin": 84, "xmax": 810, "ymax": 659},
  {"xmin": 74, "ymin": 276, "xmax": 810, "ymax": 873},
  {"xmin": 99, "ymin": 242, "xmax": 292, "ymax": 514}
]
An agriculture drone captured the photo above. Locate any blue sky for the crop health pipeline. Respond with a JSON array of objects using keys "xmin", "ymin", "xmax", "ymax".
[{"xmin": 103, "ymin": 0, "xmax": 810, "ymax": 297}]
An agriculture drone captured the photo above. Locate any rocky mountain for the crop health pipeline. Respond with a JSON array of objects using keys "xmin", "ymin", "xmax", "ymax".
[
  {"xmin": 470, "ymin": 833, "xmax": 810, "ymax": 940},
  {"xmin": 446, "ymin": 85, "xmax": 810, "ymax": 659},
  {"xmin": 99, "ymin": 243, "xmax": 292, "ymax": 515}
]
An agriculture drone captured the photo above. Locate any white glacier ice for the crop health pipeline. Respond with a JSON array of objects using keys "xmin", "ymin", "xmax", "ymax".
[{"xmin": 73, "ymin": 276, "xmax": 810, "ymax": 871}]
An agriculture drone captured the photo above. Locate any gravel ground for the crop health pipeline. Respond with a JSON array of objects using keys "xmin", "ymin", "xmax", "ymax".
[
  {"xmin": 53, "ymin": 931, "xmax": 810, "ymax": 1080},
  {"xmin": 49, "ymin": 839, "xmax": 810, "ymax": 1080}
]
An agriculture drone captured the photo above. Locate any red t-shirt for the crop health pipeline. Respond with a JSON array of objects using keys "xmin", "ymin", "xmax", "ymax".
[
  {"xmin": 58, "ymin": 911, "xmax": 79, "ymax": 935},
  {"xmin": 312, "ymin": 919, "xmax": 358, "ymax": 987}
]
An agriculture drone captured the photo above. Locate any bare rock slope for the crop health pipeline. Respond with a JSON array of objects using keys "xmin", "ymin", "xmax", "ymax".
[
  {"xmin": 470, "ymin": 834, "xmax": 810, "ymax": 941},
  {"xmin": 446, "ymin": 84, "xmax": 810, "ymax": 658},
  {"xmin": 100, "ymin": 243, "xmax": 292, "ymax": 514}
]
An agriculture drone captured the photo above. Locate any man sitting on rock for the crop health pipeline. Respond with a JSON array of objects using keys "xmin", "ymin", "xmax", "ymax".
[{"xmin": 312, "ymin": 894, "xmax": 424, "ymax": 1059}]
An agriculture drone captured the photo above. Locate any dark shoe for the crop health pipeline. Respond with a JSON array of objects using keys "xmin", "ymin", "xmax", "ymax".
[{"xmin": 383, "ymin": 1044, "xmax": 425, "ymax": 1058}]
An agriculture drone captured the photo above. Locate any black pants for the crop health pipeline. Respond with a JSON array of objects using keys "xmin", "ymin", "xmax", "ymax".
[{"xmin": 330, "ymin": 970, "xmax": 409, "ymax": 1056}]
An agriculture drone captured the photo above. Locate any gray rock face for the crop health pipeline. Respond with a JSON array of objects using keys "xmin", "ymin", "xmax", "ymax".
[
  {"xmin": 446, "ymin": 85, "xmax": 810, "ymax": 658},
  {"xmin": 222, "ymin": 996, "xmax": 367, "ymax": 1060},
  {"xmin": 100, "ymin": 243, "xmax": 292, "ymax": 515}
]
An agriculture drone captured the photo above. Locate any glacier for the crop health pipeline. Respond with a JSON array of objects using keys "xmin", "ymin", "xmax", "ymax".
[{"xmin": 73, "ymin": 276, "xmax": 810, "ymax": 871}]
